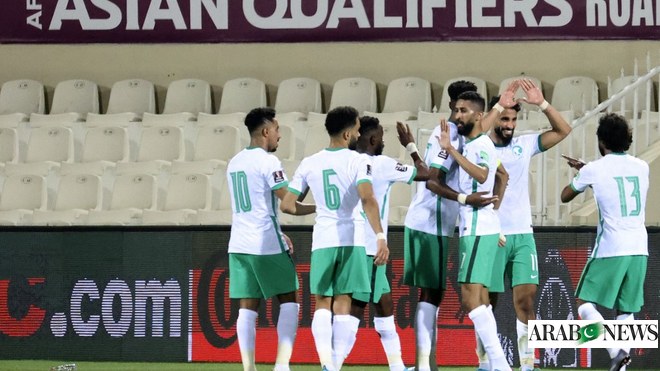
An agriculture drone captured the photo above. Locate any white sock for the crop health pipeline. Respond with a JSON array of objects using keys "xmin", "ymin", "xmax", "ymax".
[
  {"xmin": 374, "ymin": 316, "xmax": 405, "ymax": 370},
  {"xmin": 616, "ymin": 313, "xmax": 634, "ymax": 357},
  {"xmin": 237, "ymin": 308, "xmax": 258, "ymax": 371},
  {"xmin": 332, "ymin": 314, "xmax": 360, "ymax": 370},
  {"xmin": 469, "ymin": 305, "xmax": 510, "ymax": 371},
  {"xmin": 578, "ymin": 303, "xmax": 620, "ymax": 359},
  {"xmin": 275, "ymin": 303, "xmax": 299, "ymax": 369},
  {"xmin": 415, "ymin": 302, "xmax": 438, "ymax": 371},
  {"xmin": 475, "ymin": 331, "xmax": 489, "ymax": 369},
  {"xmin": 311, "ymin": 309, "xmax": 335, "ymax": 370},
  {"xmin": 517, "ymin": 320, "xmax": 534, "ymax": 371}
]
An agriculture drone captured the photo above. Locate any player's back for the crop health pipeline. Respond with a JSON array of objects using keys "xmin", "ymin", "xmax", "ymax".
[
  {"xmin": 587, "ymin": 153, "xmax": 649, "ymax": 257},
  {"xmin": 227, "ymin": 147, "xmax": 288, "ymax": 254},
  {"xmin": 293, "ymin": 148, "xmax": 372, "ymax": 250}
]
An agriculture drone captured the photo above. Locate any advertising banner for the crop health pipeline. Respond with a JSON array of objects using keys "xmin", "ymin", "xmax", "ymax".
[
  {"xmin": 0, "ymin": 227, "xmax": 658, "ymax": 368},
  {"xmin": 1, "ymin": 1, "xmax": 658, "ymax": 43}
]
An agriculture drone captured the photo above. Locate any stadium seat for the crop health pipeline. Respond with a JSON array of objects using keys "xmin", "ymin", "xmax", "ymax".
[
  {"xmin": 274, "ymin": 77, "xmax": 323, "ymax": 115},
  {"xmin": 382, "ymin": 77, "xmax": 432, "ymax": 116},
  {"xmin": 4, "ymin": 126, "xmax": 74, "ymax": 176},
  {"xmin": 609, "ymin": 75, "xmax": 657, "ymax": 117},
  {"xmin": 32, "ymin": 173, "xmax": 102, "ymax": 225},
  {"xmin": 387, "ymin": 181, "xmax": 414, "ymax": 225},
  {"xmin": 197, "ymin": 112, "xmax": 247, "ymax": 127},
  {"xmin": 416, "ymin": 110, "xmax": 448, "ymax": 131},
  {"xmin": 438, "ymin": 76, "xmax": 488, "ymax": 113},
  {"xmin": 329, "ymin": 77, "xmax": 378, "ymax": 114},
  {"xmin": 30, "ymin": 79, "xmax": 100, "ymax": 124},
  {"xmin": 196, "ymin": 164, "xmax": 232, "ymax": 225},
  {"xmin": 116, "ymin": 126, "xmax": 185, "ymax": 175},
  {"xmin": 142, "ymin": 172, "xmax": 212, "ymax": 225},
  {"xmin": 0, "ymin": 173, "xmax": 47, "ymax": 225},
  {"xmin": 551, "ymin": 76, "xmax": 599, "ymax": 116},
  {"xmin": 0, "ymin": 79, "xmax": 45, "ymax": 126},
  {"xmin": 306, "ymin": 112, "xmax": 327, "ymax": 127},
  {"xmin": 0, "ymin": 127, "xmax": 19, "ymax": 164},
  {"xmin": 87, "ymin": 172, "xmax": 158, "ymax": 225},
  {"xmin": 218, "ymin": 77, "xmax": 267, "ymax": 114},
  {"xmin": 142, "ymin": 78, "xmax": 212, "ymax": 125},
  {"xmin": 87, "ymin": 78, "xmax": 156, "ymax": 124},
  {"xmin": 302, "ymin": 124, "xmax": 330, "ymax": 158},
  {"xmin": 499, "ymin": 76, "xmax": 543, "ymax": 112},
  {"xmin": 273, "ymin": 123, "xmax": 299, "ymax": 161},
  {"xmin": 172, "ymin": 124, "xmax": 238, "ymax": 173}
]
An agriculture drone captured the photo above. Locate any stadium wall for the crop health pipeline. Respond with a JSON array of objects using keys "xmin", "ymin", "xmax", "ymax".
[
  {"xmin": 0, "ymin": 226, "xmax": 657, "ymax": 368},
  {"xmin": 0, "ymin": 41, "xmax": 657, "ymax": 112}
]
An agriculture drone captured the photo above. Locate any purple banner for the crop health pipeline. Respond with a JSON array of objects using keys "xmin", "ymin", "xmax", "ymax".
[{"xmin": 1, "ymin": 0, "xmax": 659, "ymax": 44}]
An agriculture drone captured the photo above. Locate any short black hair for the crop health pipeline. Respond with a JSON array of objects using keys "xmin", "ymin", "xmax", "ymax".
[
  {"xmin": 489, "ymin": 96, "xmax": 520, "ymax": 112},
  {"xmin": 597, "ymin": 113, "xmax": 632, "ymax": 152},
  {"xmin": 359, "ymin": 116, "xmax": 380, "ymax": 136},
  {"xmin": 325, "ymin": 106, "xmax": 359, "ymax": 137},
  {"xmin": 457, "ymin": 91, "xmax": 485, "ymax": 112},
  {"xmin": 448, "ymin": 80, "xmax": 478, "ymax": 101},
  {"xmin": 245, "ymin": 107, "xmax": 276, "ymax": 134}
]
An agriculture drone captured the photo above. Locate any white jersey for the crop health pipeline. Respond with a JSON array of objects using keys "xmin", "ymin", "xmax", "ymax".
[
  {"xmin": 404, "ymin": 123, "xmax": 461, "ymax": 237},
  {"xmin": 570, "ymin": 153, "xmax": 649, "ymax": 258},
  {"xmin": 457, "ymin": 134, "xmax": 500, "ymax": 237},
  {"xmin": 359, "ymin": 155, "xmax": 416, "ymax": 255},
  {"xmin": 288, "ymin": 148, "xmax": 373, "ymax": 251},
  {"xmin": 495, "ymin": 134, "xmax": 543, "ymax": 235},
  {"xmin": 227, "ymin": 147, "xmax": 289, "ymax": 255}
]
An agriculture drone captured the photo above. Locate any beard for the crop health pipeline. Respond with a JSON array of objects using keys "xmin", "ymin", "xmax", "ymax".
[
  {"xmin": 456, "ymin": 121, "xmax": 475, "ymax": 136},
  {"xmin": 494, "ymin": 126, "xmax": 514, "ymax": 146},
  {"xmin": 374, "ymin": 142, "xmax": 384, "ymax": 156},
  {"xmin": 348, "ymin": 137, "xmax": 358, "ymax": 150}
]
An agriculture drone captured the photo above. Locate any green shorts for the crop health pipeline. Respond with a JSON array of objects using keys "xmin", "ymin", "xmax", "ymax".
[
  {"xmin": 310, "ymin": 246, "xmax": 370, "ymax": 296},
  {"xmin": 229, "ymin": 252, "xmax": 298, "ymax": 299},
  {"xmin": 490, "ymin": 233, "xmax": 540, "ymax": 293},
  {"xmin": 403, "ymin": 227, "xmax": 448, "ymax": 290},
  {"xmin": 457, "ymin": 234, "xmax": 499, "ymax": 287},
  {"xmin": 575, "ymin": 255, "xmax": 647, "ymax": 313},
  {"xmin": 352, "ymin": 255, "xmax": 391, "ymax": 304}
]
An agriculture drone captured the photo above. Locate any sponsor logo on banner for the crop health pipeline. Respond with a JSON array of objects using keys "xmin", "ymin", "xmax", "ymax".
[{"xmin": 529, "ymin": 320, "xmax": 659, "ymax": 349}]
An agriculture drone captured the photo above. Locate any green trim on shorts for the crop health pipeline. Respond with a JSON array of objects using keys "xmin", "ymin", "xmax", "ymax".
[
  {"xmin": 352, "ymin": 255, "xmax": 391, "ymax": 304},
  {"xmin": 403, "ymin": 227, "xmax": 448, "ymax": 290},
  {"xmin": 229, "ymin": 252, "xmax": 298, "ymax": 299},
  {"xmin": 310, "ymin": 246, "xmax": 370, "ymax": 296},
  {"xmin": 575, "ymin": 255, "xmax": 647, "ymax": 313}
]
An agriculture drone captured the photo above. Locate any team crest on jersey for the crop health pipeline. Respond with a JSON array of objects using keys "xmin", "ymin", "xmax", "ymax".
[
  {"xmin": 273, "ymin": 170, "xmax": 285, "ymax": 183},
  {"xmin": 366, "ymin": 164, "xmax": 372, "ymax": 175},
  {"xmin": 438, "ymin": 149, "xmax": 449, "ymax": 160},
  {"xmin": 512, "ymin": 145, "xmax": 523, "ymax": 157},
  {"xmin": 479, "ymin": 151, "xmax": 490, "ymax": 162},
  {"xmin": 395, "ymin": 163, "xmax": 408, "ymax": 172}
]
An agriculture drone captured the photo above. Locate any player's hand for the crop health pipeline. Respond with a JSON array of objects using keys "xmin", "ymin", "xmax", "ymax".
[
  {"xmin": 566, "ymin": 158, "xmax": 586, "ymax": 170},
  {"xmin": 437, "ymin": 119, "xmax": 453, "ymax": 151},
  {"xmin": 517, "ymin": 78, "xmax": 545, "ymax": 106},
  {"xmin": 374, "ymin": 239, "xmax": 389, "ymax": 266},
  {"xmin": 465, "ymin": 191, "xmax": 499, "ymax": 207},
  {"xmin": 498, "ymin": 80, "xmax": 520, "ymax": 109},
  {"xmin": 498, "ymin": 233, "xmax": 507, "ymax": 247},
  {"xmin": 283, "ymin": 233, "xmax": 294, "ymax": 255},
  {"xmin": 396, "ymin": 121, "xmax": 415, "ymax": 147}
]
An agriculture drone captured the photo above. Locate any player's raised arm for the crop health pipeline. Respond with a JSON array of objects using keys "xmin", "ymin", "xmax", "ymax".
[
  {"xmin": 515, "ymin": 78, "xmax": 573, "ymax": 151},
  {"xmin": 396, "ymin": 121, "xmax": 430, "ymax": 180},
  {"xmin": 481, "ymin": 80, "xmax": 519, "ymax": 133}
]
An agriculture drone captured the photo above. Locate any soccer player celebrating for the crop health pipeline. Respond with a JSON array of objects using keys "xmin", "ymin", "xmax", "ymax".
[
  {"xmin": 227, "ymin": 107, "xmax": 316, "ymax": 371},
  {"xmin": 281, "ymin": 106, "xmax": 389, "ymax": 371},
  {"xmin": 484, "ymin": 79, "xmax": 572, "ymax": 371},
  {"xmin": 561, "ymin": 113, "xmax": 649, "ymax": 371},
  {"xmin": 334, "ymin": 117, "xmax": 431, "ymax": 371},
  {"xmin": 438, "ymin": 91, "xmax": 511, "ymax": 371}
]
